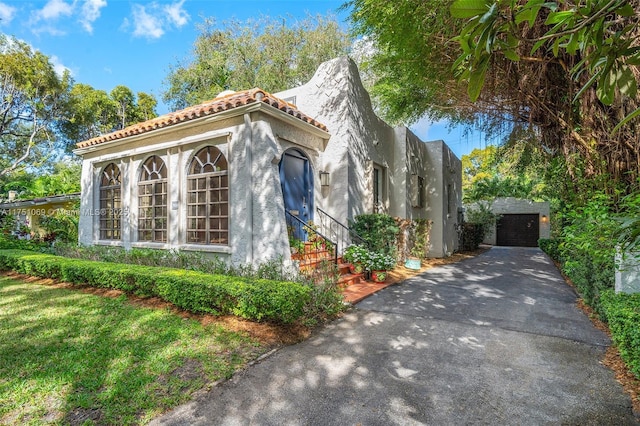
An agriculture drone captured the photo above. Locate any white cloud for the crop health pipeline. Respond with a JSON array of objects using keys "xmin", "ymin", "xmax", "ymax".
[
  {"xmin": 33, "ymin": 25, "xmax": 68, "ymax": 36},
  {"xmin": 37, "ymin": 0, "xmax": 73, "ymax": 21},
  {"xmin": 129, "ymin": 1, "xmax": 189, "ymax": 39},
  {"xmin": 164, "ymin": 0, "xmax": 189, "ymax": 28},
  {"xmin": 79, "ymin": 0, "xmax": 107, "ymax": 33},
  {"xmin": 49, "ymin": 54, "xmax": 72, "ymax": 77},
  {"xmin": 0, "ymin": 2, "xmax": 16, "ymax": 25},
  {"xmin": 131, "ymin": 3, "xmax": 164, "ymax": 39}
]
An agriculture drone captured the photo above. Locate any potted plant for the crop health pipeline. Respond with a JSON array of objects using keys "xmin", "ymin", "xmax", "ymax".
[
  {"xmin": 343, "ymin": 244, "xmax": 369, "ymax": 274},
  {"xmin": 405, "ymin": 245, "xmax": 423, "ymax": 270},
  {"xmin": 405, "ymin": 219, "xmax": 430, "ymax": 270},
  {"xmin": 366, "ymin": 251, "xmax": 396, "ymax": 283}
]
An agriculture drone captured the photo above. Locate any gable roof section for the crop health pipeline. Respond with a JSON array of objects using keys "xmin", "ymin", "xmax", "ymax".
[{"xmin": 75, "ymin": 88, "xmax": 328, "ymax": 149}]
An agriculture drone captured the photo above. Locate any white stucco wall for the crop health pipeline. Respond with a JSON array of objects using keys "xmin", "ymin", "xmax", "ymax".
[
  {"xmin": 277, "ymin": 57, "xmax": 462, "ymax": 257},
  {"xmin": 75, "ymin": 105, "xmax": 328, "ymax": 266},
  {"xmin": 616, "ymin": 250, "xmax": 640, "ymax": 294},
  {"xmin": 421, "ymin": 140, "xmax": 462, "ymax": 257},
  {"xmin": 276, "ymin": 57, "xmax": 397, "ymax": 225}
]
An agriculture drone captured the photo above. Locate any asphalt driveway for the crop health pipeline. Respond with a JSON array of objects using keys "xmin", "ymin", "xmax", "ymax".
[{"xmin": 152, "ymin": 247, "xmax": 638, "ymax": 425}]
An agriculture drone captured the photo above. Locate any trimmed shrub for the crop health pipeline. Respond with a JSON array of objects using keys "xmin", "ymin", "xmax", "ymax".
[
  {"xmin": 601, "ymin": 290, "xmax": 640, "ymax": 379},
  {"xmin": 350, "ymin": 214, "xmax": 399, "ymax": 257},
  {"xmin": 0, "ymin": 250, "xmax": 311, "ymax": 324},
  {"xmin": 459, "ymin": 223, "xmax": 484, "ymax": 251},
  {"xmin": 538, "ymin": 238, "xmax": 562, "ymax": 262}
]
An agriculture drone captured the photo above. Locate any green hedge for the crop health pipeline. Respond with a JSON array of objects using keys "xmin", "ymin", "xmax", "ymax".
[
  {"xmin": 0, "ymin": 250, "xmax": 310, "ymax": 324},
  {"xmin": 538, "ymin": 238, "xmax": 562, "ymax": 262},
  {"xmin": 600, "ymin": 290, "xmax": 640, "ymax": 379}
]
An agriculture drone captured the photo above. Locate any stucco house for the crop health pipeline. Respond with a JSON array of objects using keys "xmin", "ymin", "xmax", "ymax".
[
  {"xmin": 0, "ymin": 192, "xmax": 80, "ymax": 238},
  {"xmin": 74, "ymin": 57, "xmax": 461, "ymax": 265}
]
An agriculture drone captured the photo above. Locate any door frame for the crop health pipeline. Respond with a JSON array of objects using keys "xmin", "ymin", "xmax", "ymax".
[{"xmin": 279, "ymin": 148, "xmax": 315, "ymax": 223}]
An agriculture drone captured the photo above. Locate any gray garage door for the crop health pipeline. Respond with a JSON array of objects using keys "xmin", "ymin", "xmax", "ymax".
[{"xmin": 496, "ymin": 214, "xmax": 540, "ymax": 247}]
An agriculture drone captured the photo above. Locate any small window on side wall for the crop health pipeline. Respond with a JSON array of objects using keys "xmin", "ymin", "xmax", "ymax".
[
  {"xmin": 99, "ymin": 163, "xmax": 122, "ymax": 240},
  {"xmin": 410, "ymin": 175, "xmax": 425, "ymax": 208},
  {"xmin": 373, "ymin": 164, "xmax": 386, "ymax": 213}
]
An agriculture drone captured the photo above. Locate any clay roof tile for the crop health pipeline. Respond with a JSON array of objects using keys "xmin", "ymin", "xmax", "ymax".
[{"xmin": 75, "ymin": 88, "xmax": 327, "ymax": 149}]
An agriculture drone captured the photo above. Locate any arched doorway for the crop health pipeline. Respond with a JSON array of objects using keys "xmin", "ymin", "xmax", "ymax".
[{"xmin": 279, "ymin": 148, "xmax": 314, "ymax": 226}]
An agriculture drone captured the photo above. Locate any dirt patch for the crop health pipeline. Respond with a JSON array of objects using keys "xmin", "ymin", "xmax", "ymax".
[
  {"xmin": 64, "ymin": 407, "xmax": 103, "ymax": 426},
  {"xmin": 170, "ymin": 359, "xmax": 203, "ymax": 382}
]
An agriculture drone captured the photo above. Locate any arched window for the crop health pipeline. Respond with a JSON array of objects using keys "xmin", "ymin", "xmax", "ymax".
[
  {"xmin": 99, "ymin": 163, "xmax": 122, "ymax": 240},
  {"xmin": 138, "ymin": 155, "xmax": 167, "ymax": 242},
  {"xmin": 187, "ymin": 146, "xmax": 229, "ymax": 245}
]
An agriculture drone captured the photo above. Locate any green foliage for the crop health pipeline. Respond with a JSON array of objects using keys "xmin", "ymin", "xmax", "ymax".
[
  {"xmin": 447, "ymin": 0, "xmax": 640, "ymax": 185},
  {"xmin": 0, "ymin": 160, "xmax": 81, "ymax": 199},
  {"xmin": 409, "ymin": 219, "xmax": 432, "ymax": 259},
  {"xmin": 62, "ymin": 82, "xmax": 157, "ymax": 144},
  {"xmin": 0, "ymin": 275, "xmax": 261, "ymax": 424},
  {"xmin": 163, "ymin": 15, "xmax": 350, "ymax": 109},
  {"xmin": 616, "ymin": 189, "xmax": 640, "ymax": 253},
  {"xmin": 450, "ymin": 0, "xmax": 639, "ymax": 112},
  {"xmin": 342, "ymin": 244, "xmax": 370, "ymax": 265},
  {"xmin": 349, "ymin": 0, "xmax": 639, "ymax": 187},
  {"xmin": 459, "ymin": 223, "xmax": 484, "ymax": 251},
  {"xmin": 345, "ymin": 0, "xmax": 463, "ymax": 125},
  {"xmin": 0, "ymin": 250, "xmax": 311, "ymax": 324},
  {"xmin": 342, "ymin": 244, "xmax": 395, "ymax": 272},
  {"xmin": 538, "ymin": 238, "xmax": 562, "ymax": 262},
  {"xmin": 0, "ymin": 233, "xmax": 49, "ymax": 251},
  {"xmin": 350, "ymin": 213, "xmax": 400, "ymax": 257},
  {"xmin": 465, "ymin": 202, "xmax": 500, "ymax": 240},
  {"xmin": 38, "ymin": 203, "xmax": 79, "ymax": 243},
  {"xmin": 461, "ymin": 137, "xmax": 552, "ymax": 203},
  {"xmin": 366, "ymin": 251, "xmax": 396, "ymax": 271},
  {"xmin": 600, "ymin": 290, "xmax": 640, "ymax": 379},
  {"xmin": 0, "ymin": 35, "xmax": 71, "ymax": 174},
  {"xmin": 558, "ymin": 193, "xmax": 618, "ymax": 311}
]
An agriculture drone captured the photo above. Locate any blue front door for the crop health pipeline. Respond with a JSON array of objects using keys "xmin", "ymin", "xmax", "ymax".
[{"xmin": 280, "ymin": 149, "xmax": 314, "ymax": 231}]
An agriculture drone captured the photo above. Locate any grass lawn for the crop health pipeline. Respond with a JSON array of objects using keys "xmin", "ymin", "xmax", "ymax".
[{"xmin": 0, "ymin": 274, "xmax": 266, "ymax": 425}]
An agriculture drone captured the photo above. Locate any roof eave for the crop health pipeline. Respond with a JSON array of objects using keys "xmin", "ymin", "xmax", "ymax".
[{"xmin": 73, "ymin": 102, "xmax": 330, "ymax": 156}]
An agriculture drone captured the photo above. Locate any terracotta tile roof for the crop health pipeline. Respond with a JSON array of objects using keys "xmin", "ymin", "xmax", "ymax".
[{"xmin": 76, "ymin": 88, "xmax": 327, "ymax": 149}]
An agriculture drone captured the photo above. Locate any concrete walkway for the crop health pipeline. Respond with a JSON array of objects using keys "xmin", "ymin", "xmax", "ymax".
[{"xmin": 152, "ymin": 247, "xmax": 638, "ymax": 425}]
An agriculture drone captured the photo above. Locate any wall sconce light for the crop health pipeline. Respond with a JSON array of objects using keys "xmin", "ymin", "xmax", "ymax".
[
  {"xmin": 541, "ymin": 214, "xmax": 548, "ymax": 222},
  {"xmin": 319, "ymin": 171, "xmax": 330, "ymax": 187}
]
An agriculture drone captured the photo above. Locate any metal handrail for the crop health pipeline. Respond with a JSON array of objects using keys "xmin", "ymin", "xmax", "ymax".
[
  {"xmin": 285, "ymin": 210, "xmax": 338, "ymax": 265},
  {"xmin": 316, "ymin": 207, "xmax": 369, "ymax": 255}
]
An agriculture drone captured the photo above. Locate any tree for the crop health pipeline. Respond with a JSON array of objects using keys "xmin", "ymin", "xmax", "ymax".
[
  {"xmin": 0, "ymin": 159, "xmax": 80, "ymax": 199},
  {"xmin": 0, "ymin": 35, "xmax": 71, "ymax": 176},
  {"xmin": 347, "ymin": 0, "xmax": 640, "ymax": 191},
  {"xmin": 61, "ymin": 83, "xmax": 116, "ymax": 142},
  {"xmin": 136, "ymin": 92, "xmax": 157, "ymax": 122},
  {"xmin": 163, "ymin": 14, "xmax": 351, "ymax": 109},
  {"xmin": 61, "ymin": 83, "xmax": 158, "ymax": 144},
  {"xmin": 461, "ymin": 141, "xmax": 548, "ymax": 203},
  {"xmin": 344, "ymin": 0, "xmax": 468, "ymax": 124},
  {"xmin": 449, "ymin": 0, "xmax": 640, "ymax": 188},
  {"xmin": 110, "ymin": 85, "xmax": 135, "ymax": 130}
]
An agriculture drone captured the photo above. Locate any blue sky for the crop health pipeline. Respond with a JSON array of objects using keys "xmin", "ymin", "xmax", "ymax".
[{"xmin": 0, "ymin": 0, "xmax": 491, "ymax": 158}]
